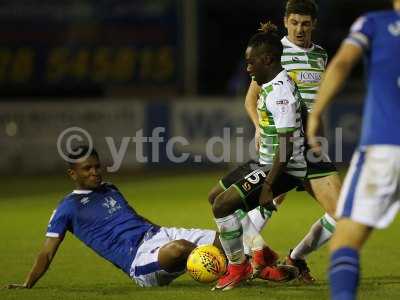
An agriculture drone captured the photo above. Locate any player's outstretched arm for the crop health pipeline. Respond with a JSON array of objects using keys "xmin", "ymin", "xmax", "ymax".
[
  {"xmin": 245, "ymin": 79, "xmax": 261, "ymax": 127},
  {"xmin": 6, "ymin": 236, "xmax": 64, "ymax": 289},
  {"xmin": 245, "ymin": 80, "xmax": 262, "ymax": 150},
  {"xmin": 308, "ymin": 42, "xmax": 363, "ymax": 147}
]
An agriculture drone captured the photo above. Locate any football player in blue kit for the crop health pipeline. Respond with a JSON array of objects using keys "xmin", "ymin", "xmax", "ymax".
[
  {"xmin": 308, "ymin": 0, "xmax": 400, "ymax": 299},
  {"xmin": 6, "ymin": 146, "xmax": 219, "ymax": 288},
  {"xmin": 6, "ymin": 146, "xmax": 290, "ymax": 289}
]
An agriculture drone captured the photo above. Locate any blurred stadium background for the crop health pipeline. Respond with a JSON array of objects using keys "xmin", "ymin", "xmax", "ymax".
[
  {"xmin": 0, "ymin": 0, "xmax": 393, "ymax": 175},
  {"xmin": 1, "ymin": 1, "xmax": 400, "ymax": 299}
]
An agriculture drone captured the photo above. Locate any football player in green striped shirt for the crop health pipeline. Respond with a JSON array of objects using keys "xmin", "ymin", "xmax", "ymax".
[
  {"xmin": 210, "ymin": 22, "xmax": 310, "ymax": 290},
  {"xmin": 244, "ymin": 0, "xmax": 341, "ymax": 283}
]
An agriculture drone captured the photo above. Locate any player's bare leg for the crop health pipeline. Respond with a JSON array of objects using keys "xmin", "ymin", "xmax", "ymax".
[
  {"xmin": 330, "ymin": 219, "xmax": 372, "ymax": 252},
  {"xmin": 209, "ymin": 182, "xmax": 277, "ymax": 265},
  {"xmin": 298, "ymin": 173, "xmax": 341, "ymax": 256},
  {"xmin": 209, "ymin": 183, "xmax": 280, "ymax": 273},
  {"xmin": 212, "ymin": 233, "xmax": 223, "ymax": 250},
  {"xmin": 285, "ymin": 173, "xmax": 341, "ymax": 283},
  {"xmin": 211, "ymin": 186, "xmax": 296, "ymax": 289},
  {"xmin": 247, "ymin": 193, "xmax": 286, "ymax": 232},
  {"xmin": 212, "ymin": 186, "xmax": 252, "ymax": 290},
  {"xmin": 306, "ymin": 173, "xmax": 341, "ymax": 217},
  {"xmin": 158, "ymin": 240, "xmax": 197, "ymax": 273},
  {"xmin": 208, "ymin": 184, "xmax": 224, "ymax": 205}
]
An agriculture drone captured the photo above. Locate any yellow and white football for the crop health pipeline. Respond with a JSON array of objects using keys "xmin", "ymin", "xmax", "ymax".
[{"xmin": 186, "ymin": 245, "xmax": 227, "ymax": 283}]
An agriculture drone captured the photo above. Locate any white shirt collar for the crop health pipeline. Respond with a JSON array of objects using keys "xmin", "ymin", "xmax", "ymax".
[
  {"xmin": 281, "ymin": 36, "xmax": 315, "ymax": 52},
  {"xmin": 72, "ymin": 182, "xmax": 106, "ymax": 194},
  {"xmin": 72, "ymin": 189, "xmax": 93, "ymax": 194}
]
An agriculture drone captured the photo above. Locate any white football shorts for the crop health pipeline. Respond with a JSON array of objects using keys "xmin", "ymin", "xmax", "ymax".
[
  {"xmin": 336, "ymin": 145, "xmax": 400, "ymax": 228},
  {"xmin": 130, "ymin": 226, "xmax": 216, "ymax": 287}
]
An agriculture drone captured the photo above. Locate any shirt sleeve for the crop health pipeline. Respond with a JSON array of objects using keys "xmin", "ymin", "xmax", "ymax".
[
  {"xmin": 46, "ymin": 201, "xmax": 71, "ymax": 238},
  {"xmin": 345, "ymin": 14, "xmax": 374, "ymax": 51},
  {"xmin": 266, "ymin": 86, "xmax": 297, "ymax": 133}
]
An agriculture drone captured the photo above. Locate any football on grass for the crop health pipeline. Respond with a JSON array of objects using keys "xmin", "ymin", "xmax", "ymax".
[{"xmin": 186, "ymin": 245, "xmax": 227, "ymax": 283}]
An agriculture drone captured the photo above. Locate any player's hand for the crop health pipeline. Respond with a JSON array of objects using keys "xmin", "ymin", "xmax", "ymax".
[
  {"xmin": 5, "ymin": 283, "xmax": 28, "ymax": 289},
  {"xmin": 307, "ymin": 112, "xmax": 321, "ymax": 151},
  {"xmin": 255, "ymin": 128, "xmax": 261, "ymax": 151},
  {"xmin": 258, "ymin": 182, "xmax": 273, "ymax": 208}
]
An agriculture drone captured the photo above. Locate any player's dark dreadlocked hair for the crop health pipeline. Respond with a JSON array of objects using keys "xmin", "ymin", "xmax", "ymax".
[
  {"xmin": 285, "ymin": 0, "xmax": 318, "ymax": 20},
  {"xmin": 247, "ymin": 21, "xmax": 283, "ymax": 61}
]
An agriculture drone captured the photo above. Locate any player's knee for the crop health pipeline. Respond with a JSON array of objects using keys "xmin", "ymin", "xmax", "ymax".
[
  {"xmin": 212, "ymin": 193, "xmax": 234, "ymax": 218},
  {"xmin": 168, "ymin": 240, "xmax": 195, "ymax": 260},
  {"xmin": 208, "ymin": 185, "xmax": 224, "ymax": 205},
  {"xmin": 208, "ymin": 191, "xmax": 216, "ymax": 205},
  {"xmin": 324, "ymin": 203, "xmax": 337, "ymax": 218},
  {"xmin": 318, "ymin": 193, "xmax": 338, "ymax": 217},
  {"xmin": 208, "ymin": 190, "xmax": 220, "ymax": 205},
  {"xmin": 159, "ymin": 240, "xmax": 196, "ymax": 273}
]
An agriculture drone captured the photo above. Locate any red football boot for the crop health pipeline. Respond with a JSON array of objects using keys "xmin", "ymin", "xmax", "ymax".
[
  {"xmin": 285, "ymin": 250, "xmax": 316, "ymax": 284},
  {"xmin": 262, "ymin": 246, "xmax": 279, "ymax": 266},
  {"xmin": 251, "ymin": 246, "xmax": 279, "ymax": 278},
  {"xmin": 214, "ymin": 260, "xmax": 252, "ymax": 291},
  {"xmin": 258, "ymin": 264, "xmax": 299, "ymax": 282}
]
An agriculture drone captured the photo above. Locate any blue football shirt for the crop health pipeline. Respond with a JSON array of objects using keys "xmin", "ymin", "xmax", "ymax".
[
  {"xmin": 345, "ymin": 10, "xmax": 400, "ymax": 146},
  {"xmin": 46, "ymin": 183, "xmax": 154, "ymax": 275}
]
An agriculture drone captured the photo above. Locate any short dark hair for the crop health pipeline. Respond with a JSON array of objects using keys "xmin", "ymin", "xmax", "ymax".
[
  {"xmin": 285, "ymin": 0, "xmax": 318, "ymax": 20},
  {"xmin": 248, "ymin": 22, "xmax": 283, "ymax": 61},
  {"xmin": 67, "ymin": 145, "xmax": 99, "ymax": 167}
]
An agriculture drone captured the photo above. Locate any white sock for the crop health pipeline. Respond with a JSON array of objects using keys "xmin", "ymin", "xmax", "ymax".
[
  {"xmin": 215, "ymin": 214, "xmax": 245, "ymax": 264},
  {"xmin": 291, "ymin": 213, "xmax": 336, "ymax": 260},
  {"xmin": 236, "ymin": 209, "xmax": 266, "ymax": 255},
  {"xmin": 247, "ymin": 205, "xmax": 274, "ymax": 232}
]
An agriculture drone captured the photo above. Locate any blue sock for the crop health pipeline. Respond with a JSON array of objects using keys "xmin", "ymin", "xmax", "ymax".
[{"xmin": 329, "ymin": 247, "xmax": 359, "ymax": 300}]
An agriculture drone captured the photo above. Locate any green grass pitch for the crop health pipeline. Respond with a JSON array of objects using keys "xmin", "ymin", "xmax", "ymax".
[{"xmin": 1, "ymin": 171, "xmax": 400, "ymax": 300}]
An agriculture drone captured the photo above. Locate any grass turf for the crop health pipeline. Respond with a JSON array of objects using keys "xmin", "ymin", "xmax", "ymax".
[{"xmin": 1, "ymin": 171, "xmax": 400, "ymax": 300}]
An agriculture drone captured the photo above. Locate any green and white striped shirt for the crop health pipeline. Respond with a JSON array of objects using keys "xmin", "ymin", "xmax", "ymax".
[
  {"xmin": 257, "ymin": 69, "xmax": 307, "ymax": 178},
  {"xmin": 281, "ymin": 36, "xmax": 328, "ymax": 112}
]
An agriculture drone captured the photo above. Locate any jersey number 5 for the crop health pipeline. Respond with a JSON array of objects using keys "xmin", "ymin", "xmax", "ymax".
[{"xmin": 245, "ymin": 169, "xmax": 266, "ymax": 184}]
